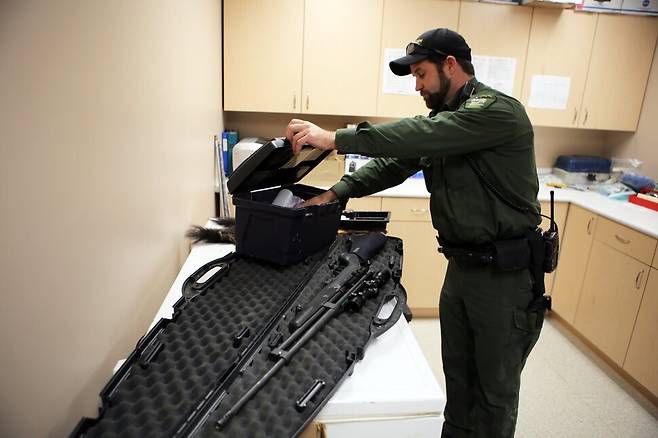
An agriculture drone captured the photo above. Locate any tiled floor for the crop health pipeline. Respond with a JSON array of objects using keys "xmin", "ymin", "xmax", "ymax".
[{"xmin": 409, "ymin": 316, "xmax": 658, "ymax": 438}]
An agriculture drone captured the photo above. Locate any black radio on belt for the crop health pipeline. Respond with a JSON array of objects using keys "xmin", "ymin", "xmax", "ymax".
[{"xmin": 542, "ymin": 191, "xmax": 559, "ymax": 274}]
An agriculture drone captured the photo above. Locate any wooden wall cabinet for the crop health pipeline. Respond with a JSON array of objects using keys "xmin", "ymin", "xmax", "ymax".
[
  {"xmin": 522, "ymin": 11, "xmax": 658, "ymax": 131},
  {"xmin": 551, "ymin": 205, "xmax": 597, "ymax": 324},
  {"xmin": 376, "ymin": 0, "xmax": 459, "ymax": 118},
  {"xmin": 224, "ymin": 0, "xmax": 382, "ymax": 115},
  {"xmin": 521, "ymin": 10, "xmax": 597, "ymax": 128},
  {"xmin": 623, "ymin": 268, "xmax": 658, "ymax": 397},
  {"xmin": 458, "ymin": 1, "xmax": 533, "ymax": 99},
  {"xmin": 225, "ymin": 2, "xmax": 657, "ymax": 131},
  {"xmin": 223, "ymin": 0, "xmax": 304, "ymax": 112},
  {"xmin": 302, "ymin": 0, "xmax": 383, "ymax": 116},
  {"xmin": 578, "ymin": 14, "xmax": 658, "ymax": 131},
  {"xmin": 382, "ymin": 197, "xmax": 446, "ymax": 317}
]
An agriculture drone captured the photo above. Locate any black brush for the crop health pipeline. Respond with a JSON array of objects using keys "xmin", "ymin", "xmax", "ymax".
[
  {"xmin": 186, "ymin": 217, "xmax": 236, "ymax": 244},
  {"xmin": 210, "ymin": 217, "xmax": 236, "ymax": 227}
]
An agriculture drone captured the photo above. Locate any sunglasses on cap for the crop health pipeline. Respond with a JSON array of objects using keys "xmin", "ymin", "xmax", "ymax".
[{"xmin": 405, "ymin": 41, "xmax": 449, "ymax": 58}]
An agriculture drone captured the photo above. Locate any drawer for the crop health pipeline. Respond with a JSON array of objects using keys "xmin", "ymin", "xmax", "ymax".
[
  {"xmin": 381, "ymin": 197, "xmax": 431, "ymax": 222},
  {"xmin": 346, "ymin": 196, "xmax": 381, "ymax": 211},
  {"xmin": 595, "ymin": 216, "xmax": 657, "ymax": 265}
]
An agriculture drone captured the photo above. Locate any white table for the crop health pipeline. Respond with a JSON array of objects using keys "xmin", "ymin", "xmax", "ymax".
[{"xmin": 147, "ymin": 239, "xmax": 446, "ymax": 437}]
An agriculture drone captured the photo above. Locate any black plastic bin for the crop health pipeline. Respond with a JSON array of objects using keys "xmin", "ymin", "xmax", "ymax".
[{"xmin": 227, "ymin": 138, "xmax": 342, "ymax": 265}]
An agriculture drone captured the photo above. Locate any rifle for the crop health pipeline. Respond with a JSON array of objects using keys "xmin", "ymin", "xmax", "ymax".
[
  {"xmin": 215, "ymin": 233, "xmax": 390, "ymax": 430},
  {"xmin": 289, "ymin": 232, "xmax": 388, "ymax": 331}
]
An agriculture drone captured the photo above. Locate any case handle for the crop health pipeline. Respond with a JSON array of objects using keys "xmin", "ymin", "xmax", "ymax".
[{"xmin": 371, "ymin": 283, "xmax": 407, "ymax": 337}]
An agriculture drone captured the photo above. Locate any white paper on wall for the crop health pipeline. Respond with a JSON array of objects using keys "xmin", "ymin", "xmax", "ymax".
[
  {"xmin": 528, "ymin": 75, "xmax": 571, "ymax": 110},
  {"xmin": 472, "ymin": 55, "xmax": 517, "ymax": 96},
  {"xmin": 382, "ymin": 48, "xmax": 417, "ymax": 95}
]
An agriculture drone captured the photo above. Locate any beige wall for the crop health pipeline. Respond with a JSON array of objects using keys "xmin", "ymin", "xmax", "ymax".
[
  {"xmin": 225, "ymin": 112, "xmax": 608, "ymax": 169},
  {"xmin": 605, "ymin": 44, "xmax": 658, "ymax": 180},
  {"xmin": 0, "ymin": 1, "xmax": 222, "ymax": 437}
]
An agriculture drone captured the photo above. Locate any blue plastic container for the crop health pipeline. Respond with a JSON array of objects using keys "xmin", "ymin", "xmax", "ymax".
[{"xmin": 555, "ymin": 155, "xmax": 611, "ymax": 173}]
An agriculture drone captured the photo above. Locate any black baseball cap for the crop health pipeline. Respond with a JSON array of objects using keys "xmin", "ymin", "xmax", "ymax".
[{"xmin": 390, "ymin": 28, "xmax": 471, "ymax": 76}]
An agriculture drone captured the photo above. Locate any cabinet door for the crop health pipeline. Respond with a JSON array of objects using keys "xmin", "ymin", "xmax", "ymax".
[
  {"xmin": 388, "ymin": 220, "xmax": 447, "ymax": 317},
  {"xmin": 302, "ymin": 0, "xmax": 383, "ymax": 116},
  {"xmin": 579, "ymin": 14, "xmax": 658, "ymax": 131},
  {"xmin": 223, "ymin": 0, "xmax": 304, "ymax": 112},
  {"xmin": 624, "ymin": 268, "xmax": 658, "ymax": 397},
  {"xmin": 376, "ymin": 0, "xmax": 459, "ymax": 118},
  {"xmin": 551, "ymin": 205, "xmax": 597, "ymax": 323},
  {"xmin": 574, "ymin": 240, "xmax": 648, "ymax": 366},
  {"xmin": 539, "ymin": 201, "xmax": 568, "ymax": 294},
  {"xmin": 458, "ymin": 2, "xmax": 532, "ymax": 99},
  {"xmin": 521, "ymin": 10, "xmax": 597, "ymax": 128},
  {"xmin": 298, "ymin": 152, "xmax": 344, "ymax": 187},
  {"xmin": 346, "ymin": 196, "xmax": 382, "ymax": 211}
]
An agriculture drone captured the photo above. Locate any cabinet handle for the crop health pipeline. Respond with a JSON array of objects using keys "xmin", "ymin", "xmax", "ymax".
[
  {"xmin": 586, "ymin": 217, "xmax": 594, "ymax": 235},
  {"xmin": 410, "ymin": 208, "xmax": 428, "ymax": 214},
  {"xmin": 583, "ymin": 108, "xmax": 589, "ymax": 126},
  {"xmin": 635, "ymin": 270, "xmax": 645, "ymax": 290},
  {"xmin": 614, "ymin": 234, "xmax": 630, "ymax": 245},
  {"xmin": 293, "ymin": 94, "xmax": 296, "ymax": 110},
  {"xmin": 572, "ymin": 108, "xmax": 578, "ymax": 124},
  {"xmin": 306, "ymin": 94, "xmax": 309, "ymax": 110}
]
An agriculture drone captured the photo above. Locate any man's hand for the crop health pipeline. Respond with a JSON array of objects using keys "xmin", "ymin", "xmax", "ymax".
[
  {"xmin": 286, "ymin": 119, "xmax": 336, "ymax": 155},
  {"xmin": 299, "ymin": 190, "xmax": 338, "ymax": 208}
]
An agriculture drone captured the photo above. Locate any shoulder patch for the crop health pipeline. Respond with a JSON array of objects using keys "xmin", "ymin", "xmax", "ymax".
[{"xmin": 463, "ymin": 94, "xmax": 496, "ymax": 111}]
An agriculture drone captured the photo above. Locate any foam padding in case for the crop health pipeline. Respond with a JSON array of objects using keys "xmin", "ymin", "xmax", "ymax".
[{"xmin": 72, "ymin": 235, "xmax": 406, "ymax": 438}]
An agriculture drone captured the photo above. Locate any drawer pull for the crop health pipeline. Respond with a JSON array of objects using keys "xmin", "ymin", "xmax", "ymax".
[
  {"xmin": 293, "ymin": 94, "xmax": 296, "ymax": 110},
  {"xmin": 572, "ymin": 108, "xmax": 578, "ymax": 124},
  {"xmin": 614, "ymin": 234, "xmax": 631, "ymax": 245},
  {"xmin": 410, "ymin": 208, "xmax": 428, "ymax": 214},
  {"xmin": 586, "ymin": 217, "xmax": 594, "ymax": 235},
  {"xmin": 635, "ymin": 270, "xmax": 645, "ymax": 290}
]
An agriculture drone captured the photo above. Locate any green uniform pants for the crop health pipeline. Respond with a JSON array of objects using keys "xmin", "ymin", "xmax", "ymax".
[{"xmin": 439, "ymin": 260, "xmax": 544, "ymax": 438}]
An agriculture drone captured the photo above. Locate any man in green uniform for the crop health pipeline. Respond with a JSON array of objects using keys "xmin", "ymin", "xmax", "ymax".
[{"xmin": 285, "ymin": 28, "xmax": 546, "ymax": 438}]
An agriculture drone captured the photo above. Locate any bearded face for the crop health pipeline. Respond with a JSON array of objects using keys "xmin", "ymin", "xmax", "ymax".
[{"xmin": 422, "ymin": 63, "xmax": 452, "ymax": 111}]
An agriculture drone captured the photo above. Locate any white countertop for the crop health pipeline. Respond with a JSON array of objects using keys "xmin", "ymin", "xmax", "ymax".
[{"xmin": 367, "ymin": 176, "xmax": 658, "ymax": 239}]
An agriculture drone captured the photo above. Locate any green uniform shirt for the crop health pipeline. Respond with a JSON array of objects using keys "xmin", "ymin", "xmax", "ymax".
[{"xmin": 331, "ymin": 78, "xmax": 540, "ymax": 245}]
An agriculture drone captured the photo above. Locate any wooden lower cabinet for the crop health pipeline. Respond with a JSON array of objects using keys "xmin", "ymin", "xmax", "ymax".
[
  {"xmin": 386, "ymin": 220, "xmax": 447, "ymax": 317},
  {"xmin": 551, "ymin": 205, "xmax": 597, "ymax": 324},
  {"xmin": 573, "ymin": 240, "xmax": 648, "ymax": 366},
  {"xmin": 345, "ymin": 196, "xmax": 381, "ymax": 211},
  {"xmin": 623, "ymin": 268, "xmax": 658, "ymax": 396}
]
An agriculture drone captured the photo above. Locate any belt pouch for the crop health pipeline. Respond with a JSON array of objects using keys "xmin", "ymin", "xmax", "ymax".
[{"xmin": 493, "ymin": 238, "xmax": 530, "ymax": 271}]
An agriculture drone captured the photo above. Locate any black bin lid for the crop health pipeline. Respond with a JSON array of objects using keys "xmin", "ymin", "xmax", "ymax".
[{"xmin": 227, "ymin": 137, "xmax": 332, "ymax": 194}]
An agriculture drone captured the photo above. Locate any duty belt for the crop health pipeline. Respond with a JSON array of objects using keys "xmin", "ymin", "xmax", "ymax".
[
  {"xmin": 437, "ymin": 234, "xmax": 551, "ymax": 311},
  {"xmin": 436, "ymin": 236, "xmax": 531, "ymax": 271},
  {"xmin": 437, "ymin": 243, "xmax": 495, "ymax": 267}
]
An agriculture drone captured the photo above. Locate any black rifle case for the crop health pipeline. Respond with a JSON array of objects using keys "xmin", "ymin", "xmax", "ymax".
[{"xmin": 71, "ymin": 233, "xmax": 408, "ymax": 438}]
